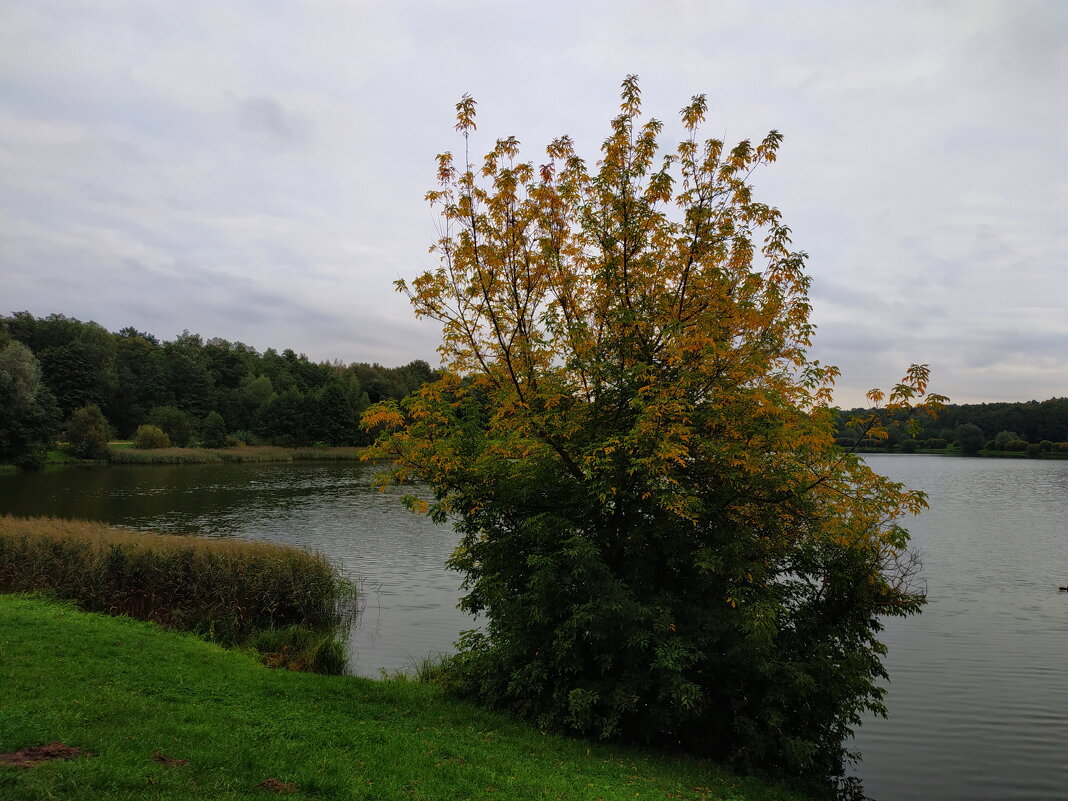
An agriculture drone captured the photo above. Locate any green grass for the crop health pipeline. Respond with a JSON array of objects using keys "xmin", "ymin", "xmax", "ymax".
[{"xmin": 0, "ymin": 595, "xmax": 810, "ymax": 801}]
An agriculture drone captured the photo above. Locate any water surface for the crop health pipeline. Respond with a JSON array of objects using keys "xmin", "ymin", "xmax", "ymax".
[{"xmin": 850, "ymin": 455, "xmax": 1068, "ymax": 801}]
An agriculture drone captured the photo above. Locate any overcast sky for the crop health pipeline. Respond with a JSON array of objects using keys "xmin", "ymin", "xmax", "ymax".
[{"xmin": 1, "ymin": 0, "xmax": 1064, "ymax": 407}]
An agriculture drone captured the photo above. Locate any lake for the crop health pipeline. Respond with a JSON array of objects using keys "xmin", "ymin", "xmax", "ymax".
[{"xmin": 0, "ymin": 454, "xmax": 1065, "ymax": 800}]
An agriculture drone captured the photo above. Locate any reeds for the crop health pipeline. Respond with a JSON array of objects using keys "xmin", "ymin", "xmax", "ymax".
[
  {"xmin": 107, "ymin": 445, "xmax": 365, "ymax": 465},
  {"xmin": 0, "ymin": 516, "xmax": 357, "ymax": 671}
]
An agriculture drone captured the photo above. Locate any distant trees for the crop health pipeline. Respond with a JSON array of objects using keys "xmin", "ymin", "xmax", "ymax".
[
  {"xmin": 199, "ymin": 411, "xmax": 227, "ymax": 449},
  {"xmin": 147, "ymin": 406, "xmax": 193, "ymax": 448},
  {"xmin": 836, "ymin": 400, "xmax": 1068, "ymax": 453},
  {"xmin": 66, "ymin": 405, "xmax": 110, "ymax": 460},
  {"xmin": 0, "ymin": 341, "xmax": 60, "ymax": 469},
  {"xmin": 955, "ymin": 424, "xmax": 985, "ymax": 456},
  {"xmin": 0, "ymin": 312, "xmax": 438, "ymax": 463}
]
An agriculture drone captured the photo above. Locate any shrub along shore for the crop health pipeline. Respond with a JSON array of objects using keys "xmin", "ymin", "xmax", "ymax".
[
  {"xmin": 0, "ymin": 594, "xmax": 810, "ymax": 801},
  {"xmin": 0, "ymin": 515, "xmax": 356, "ymax": 673}
]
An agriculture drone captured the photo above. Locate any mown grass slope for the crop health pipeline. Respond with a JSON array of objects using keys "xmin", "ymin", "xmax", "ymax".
[{"xmin": 0, "ymin": 595, "xmax": 810, "ymax": 800}]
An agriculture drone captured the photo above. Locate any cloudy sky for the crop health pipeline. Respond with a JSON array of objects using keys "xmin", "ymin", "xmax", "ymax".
[{"xmin": 1, "ymin": 0, "xmax": 1064, "ymax": 407}]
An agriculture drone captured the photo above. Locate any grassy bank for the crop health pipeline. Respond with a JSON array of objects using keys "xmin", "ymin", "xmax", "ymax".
[
  {"xmin": 108, "ymin": 445, "xmax": 365, "ymax": 465},
  {"xmin": 0, "ymin": 595, "xmax": 808, "ymax": 801},
  {"xmin": 0, "ymin": 516, "xmax": 355, "ymax": 671},
  {"xmin": 1, "ymin": 445, "xmax": 366, "ymax": 470}
]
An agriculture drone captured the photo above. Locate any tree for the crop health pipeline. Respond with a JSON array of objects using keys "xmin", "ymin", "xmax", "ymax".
[
  {"xmin": 147, "ymin": 406, "xmax": 193, "ymax": 447},
  {"xmin": 955, "ymin": 423, "xmax": 985, "ymax": 456},
  {"xmin": 66, "ymin": 404, "xmax": 110, "ymax": 459},
  {"xmin": 363, "ymin": 78, "xmax": 945, "ymax": 793},
  {"xmin": 199, "ymin": 410, "xmax": 228, "ymax": 449},
  {"xmin": 0, "ymin": 341, "xmax": 60, "ymax": 469}
]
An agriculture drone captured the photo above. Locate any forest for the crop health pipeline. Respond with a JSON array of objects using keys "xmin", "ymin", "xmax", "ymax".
[
  {"xmin": 835, "ymin": 397, "xmax": 1068, "ymax": 453},
  {"xmin": 0, "ymin": 311, "xmax": 438, "ymax": 467}
]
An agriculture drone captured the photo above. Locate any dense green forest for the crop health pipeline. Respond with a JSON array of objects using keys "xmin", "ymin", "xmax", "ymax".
[
  {"xmin": 0, "ymin": 311, "xmax": 438, "ymax": 467},
  {"xmin": 835, "ymin": 397, "xmax": 1068, "ymax": 454}
]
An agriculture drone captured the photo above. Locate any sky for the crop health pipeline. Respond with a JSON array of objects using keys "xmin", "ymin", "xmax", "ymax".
[{"xmin": 1, "ymin": 0, "xmax": 1064, "ymax": 408}]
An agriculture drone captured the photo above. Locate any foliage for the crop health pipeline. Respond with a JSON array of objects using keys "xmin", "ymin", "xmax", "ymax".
[
  {"xmin": 837, "ymin": 398, "xmax": 1068, "ymax": 447},
  {"xmin": 133, "ymin": 423, "xmax": 171, "ymax": 449},
  {"xmin": 364, "ymin": 78, "xmax": 942, "ymax": 792},
  {"xmin": 0, "ymin": 341, "xmax": 60, "ymax": 469},
  {"xmin": 2, "ymin": 312, "xmax": 432, "ymax": 446},
  {"xmin": 0, "ymin": 515, "xmax": 355, "ymax": 651},
  {"xmin": 955, "ymin": 423, "xmax": 985, "ymax": 456},
  {"xmin": 199, "ymin": 409, "xmax": 228, "ymax": 448},
  {"xmin": 146, "ymin": 405, "xmax": 193, "ymax": 447},
  {"xmin": 65, "ymin": 404, "xmax": 111, "ymax": 459}
]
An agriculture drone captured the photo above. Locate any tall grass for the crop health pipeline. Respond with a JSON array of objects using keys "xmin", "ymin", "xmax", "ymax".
[
  {"xmin": 107, "ymin": 445, "xmax": 364, "ymax": 465},
  {"xmin": 0, "ymin": 516, "xmax": 357, "ymax": 670}
]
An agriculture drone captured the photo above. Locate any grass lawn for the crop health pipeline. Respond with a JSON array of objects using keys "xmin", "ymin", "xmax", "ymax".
[{"xmin": 0, "ymin": 595, "xmax": 809, "ymax": 801}]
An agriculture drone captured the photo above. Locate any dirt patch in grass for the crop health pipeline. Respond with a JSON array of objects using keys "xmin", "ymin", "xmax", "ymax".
[
  {"xmin": 152, "ymin": 750, "xmax": 188, "ymax": 767},
  {"xmin": 0, "ymin": 742, "xmax": 93, "ymax": 767},
  {"xmin": 259, "ymin": 777, "xmax": 299, "ymax": 793}
]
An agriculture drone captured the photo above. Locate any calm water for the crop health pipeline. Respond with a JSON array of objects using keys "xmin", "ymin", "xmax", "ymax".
[
  {"xmin": 0, "ymin": 460, "xmax": 473, "ymax": 677},
  {"xmin": 849, "ymin": 455, "xmax": 1068, "ymax": 801},
  {"xmin": 1, "ymin": 455, "xmax": 1065, "ymax": 800}
]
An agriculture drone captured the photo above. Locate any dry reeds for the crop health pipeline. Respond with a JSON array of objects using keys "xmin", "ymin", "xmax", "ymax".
[
  {"xmin": 0, "ymin": 516, "xmax": 356, "ymax": 654},
  {"xmin": 107, "ymin": 446, "xmax": 364, "ymax": 465}
]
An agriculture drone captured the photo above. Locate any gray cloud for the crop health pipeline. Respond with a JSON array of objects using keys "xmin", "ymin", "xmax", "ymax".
[
  {"xmin": 231, "ymin": 94, "xmax": 308, "ymax": 145},
  {"xmin": 0, "ymin": 0, "xmax": 1064, "ymax": 406}
]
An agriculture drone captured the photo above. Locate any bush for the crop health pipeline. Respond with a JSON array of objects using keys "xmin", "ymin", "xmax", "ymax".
[
  {"xmin": 147, "ymin": 406, "xmax": 193, "ymax": 447},
  {"xmin": 898, "ymin": 438, "xmax": 918, "ymax": 453},
  {"xmin": 925, "ymin": 438, "xmax": 948, "ymax": 450},
  {"xmin": 1006, "ymin": 440, "xmax": 1029, "ymax": 452},
  {"xmin": 133, "ymin": 424, "xmax": 171, "ymax": 449},
  {"xmin": 1039, "ymin": 440, "xmax": 1053, "ymax": 453},
  {"xmin": 0, "ymin": 515, "xmax": 357, "ymax": 661},
  {"xmin": 66, "ymin": 404, "xmax": 110, "ymax": 459},
  {"xmin": 1025, "ymin": 443, "xmax": 1042, "ymax": 458},
  {"xmin": 231, "ymin": 429, "xmax": 255, "ymax": 446}
]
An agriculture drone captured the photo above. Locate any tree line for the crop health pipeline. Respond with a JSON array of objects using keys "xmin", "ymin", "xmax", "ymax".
[
  {"xmin": 835, "ymin": 397, "xmax": 1068, "ymax": 454},
  {"xmin": 0, "ymin": 311, "xmax": 438, "ymax": 468}
]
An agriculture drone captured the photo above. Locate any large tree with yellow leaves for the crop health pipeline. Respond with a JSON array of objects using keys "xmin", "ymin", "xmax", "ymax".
[{"xmin": 364, "ymin": 77, "xmax": 943, "ymax": 793}]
